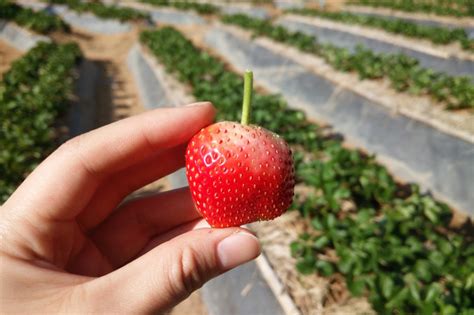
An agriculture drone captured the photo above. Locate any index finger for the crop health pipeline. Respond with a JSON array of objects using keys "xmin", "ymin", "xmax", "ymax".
[{"xmin": 5, "ymin": 102, "xmax": 215, "ymax": 221}]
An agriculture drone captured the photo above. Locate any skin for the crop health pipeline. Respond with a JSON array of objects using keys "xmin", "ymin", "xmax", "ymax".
[{"xmin": 0, "ymin": 102, "xmax": 261, "ymax": 314}]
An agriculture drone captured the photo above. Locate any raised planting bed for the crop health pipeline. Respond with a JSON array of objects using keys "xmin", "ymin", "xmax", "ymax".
[
  {"xmin": 199, "ymin": 22, "xmax": 474, "ymax": 217},
  {"xmin": 287, "ymin": 8, "xmax": 473, "ymax": 52},
  {"xmin": 140, "ymin": 26, "xmax": 474, "ymax": 314},
  {"xmin": 47, "ymin": 0, "xmax": 149, "ymax": 21},
  {"xmin": 274, "ymin": 0, "xmax": 305, "ymax": 10},
  {"xmin": 343, "ymin": 8, "xmax": 474, "ymax": 40},
  {"xmin": 222, "ymin": 14, "xmax": 474, "ymax": 110},
  {"xmin": 217, "ymin": 4, "xmax": 270, "ymax": 20},
  {"xmin": 149, "ymin": 8, "xmax": 204, "ymax": 25},
  {"xmin": 0, "ymin": 0, "xmax": 70, "ymax": 34},
  {"xmin": 0, "ymin": 41, "xmax": 82, "ymax": 203},
  {"xmin": 117, "ymin": 1, "xmax": 206, "ymax": 25},
  {"xmin": 276, "ymin": 14, "xmax": 474, "ymax": 80},
  {"xmin": 127, "ymin": 43, "xmax": 194, "ymax": 110},
  {"xmin": 141, "ymin": 0, "xmax": 220, "ymax": 15},
  {"xmin": 0, "ymin": 19, "xmax": 50, "ymax": 51},
  {"xmin": 18, "ymin": 1, "xmax": 137, "ymax": 34},
  {"xmin": 347, "ymin": 0, "xmax": 474, "ymax": 18}
]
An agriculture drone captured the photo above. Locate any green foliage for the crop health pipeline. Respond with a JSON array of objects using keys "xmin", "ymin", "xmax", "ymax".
[
  {"xmin": 0, "ymin": 0, "xmax": 70, "ymax": 34},
  {"xmin": 47, "ymin": 0, "xmax": 150, "ymax": 21},
  {"xmin": 292, "ymin": 185, "xmax": 473, "ymax": 313},
  {"xmin": 140, "ymin": 26, "xmax": 473, "ymax": 314},
  {"xmin": 0, "ymin": 42, "xmax": 82, "ymax": 203},
  {"xmin": 222, "ymin": 14, "xmax": 474, "ymax": 110},
  {"xmin": 349, "ymin": 0, "xmax": 474, "ymax": 18},
  {"xmin": 288, "ymin": 8, "xmax": 474, "ymax": 52},
  {"xmin": 142, "ymin": 0, "xmax": 220, "ymax": 15}
]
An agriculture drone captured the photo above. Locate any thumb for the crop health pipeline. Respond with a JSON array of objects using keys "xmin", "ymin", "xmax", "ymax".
[{"xmin": 85, "ymin": 228, "xmax": 260, "ymax": 313}]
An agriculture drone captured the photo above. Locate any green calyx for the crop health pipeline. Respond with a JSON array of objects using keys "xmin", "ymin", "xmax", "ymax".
[{"xmin": 241, "ymin": 70, "xmax": 253, "ymax": 125}]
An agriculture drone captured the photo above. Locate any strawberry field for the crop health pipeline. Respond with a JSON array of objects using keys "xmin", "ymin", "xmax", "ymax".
[{"xmin": 1, "ymin": 1, "xmax": 473, "ymax": 314}]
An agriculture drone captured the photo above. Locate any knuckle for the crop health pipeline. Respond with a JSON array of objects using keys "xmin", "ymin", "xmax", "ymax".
[
  {"xmin": 57, "ymin": 134, "xmax": 101, "ymax": 177},
  {"xmin": 167, "ymin": 246, "xmax": 208, "ymax": 298},
  {"xmin": 58, "ymin": 134, "xmax": 85, "ymax": 157}
]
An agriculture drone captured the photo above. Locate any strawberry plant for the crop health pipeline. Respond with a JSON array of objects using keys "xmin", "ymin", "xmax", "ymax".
[
  {"xmin": 0, "ymin": 42, "xmax": 81, "ymax": 202},
  {"xmin": 0, "ymin": 0, "xmax": 70, "ymax": 34},
  {"xmin": 141, "ymin": 0, "xmax": 220, "ymax": 15},
  {"xmin": 47, "ymin": 0, "xmax": 150, "ymax": 21},
  {"xmin": 349, "ymin": 0, "xmax": 474, "ymax": 18},
  {"xmin": 288, "ymin": 8, "xmax": 474, "ymax": 52},
  {"xmin": 222, "ymin": 14, "xmax": 474, "ymax": 110},
  {"xmin": 141, "ymin": 26, "xmax": 473, "ymax": 314}
]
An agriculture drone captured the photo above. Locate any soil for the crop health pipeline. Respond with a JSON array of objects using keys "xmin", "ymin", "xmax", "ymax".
[
  {"xmin": 52, "ymin": 28, "xmax": 144, "ymax": 121},
  {"xmin": 53, "ymin": 26, "xmax": 172, "ymax": 191},
  {"xmin": 0, "ymin": 39, "xmax": 23, "ymax": 77}
]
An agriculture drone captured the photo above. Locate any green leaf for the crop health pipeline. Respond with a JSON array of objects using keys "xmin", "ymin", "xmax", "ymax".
[
  {"xmin": 311, "ymin": 217, "xmax": 324, "ymax": 230},
  {"xmin": 425, "ymin": 283, "xmax": 442, "ymax": 303},
  {"xmin": 415, "ymin": 260, "xmax": 433, "ymax": 282},
  {"xmin": 325, "ymin": 214, "xmax": 336, "ymax": 230},
  {"xmin": 408, "ymin": 281, "xmax": 422, "ymax": 304},
  {"xmin": 465, "ymin": 273, "xmax": 474, "ymax": 290},
  {"xmin": 313, "ymin": 235, "xmax": 329, "ymax": 249},
  {"xmin": 296, "ymin": 260, "xmax": 316, "ymax": 275},
  {"xmin": 347, "ymin": 277, "xmax": 366, "ymax": 296},
  {"xmin": 437, "ymin": 239, "xmax": 453, "ymax": 255},
  {"xmin": 386, "ymin": 287, "xmax": 409, "ymax": 310},
  {"xmin": 316, "ymin": 260, "xmax": 334, "ymax": 276},
  {"xmin": 290, "ymin": 241, "xmax": 304, "ymax": 257},
  {"xmin": 379, "ymin": 274, "xmax": 395, "ymax": 299},
  {"xmin": 429, "ymin": 251, "xmax": 446, "ymax": 268},
  {"xmin": 337, "ymin": 251, "xmax": 354, "ymax": 274},
  {"xmin": 440, "ymin": 305, "xmax": 457, "ymax": 315}
]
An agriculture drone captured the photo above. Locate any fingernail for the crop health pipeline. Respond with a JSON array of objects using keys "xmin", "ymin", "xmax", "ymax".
[
  {"xmin": 185, "ymin": 101, "xmax": 211, "ymax": 107},
  {"xmin": 217, "ymin": 231, "xmax": 261, "ymax": 270}
]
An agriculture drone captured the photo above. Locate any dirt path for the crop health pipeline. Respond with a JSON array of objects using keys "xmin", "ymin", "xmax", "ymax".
[
  {"xmin": 53, "ymin": 28, "xmax": 144, "ymax": 124},
  {"xmin": 54, "ymin": 27, "xmax": 174, "ymax": 191},
  {"xmin": 0, "ymin": 39, "xmax": 23, "ymax": 77}
]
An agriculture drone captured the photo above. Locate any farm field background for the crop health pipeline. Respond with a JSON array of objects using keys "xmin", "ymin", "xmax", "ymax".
[{"xmin": 1, "ymin": 0, "xmax": 473, "ymax": 314}]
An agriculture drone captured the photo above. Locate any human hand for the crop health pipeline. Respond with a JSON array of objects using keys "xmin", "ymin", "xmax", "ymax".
[{"xmin": 0, "ymin": 102, "xmax": 261, "ymax": 313}]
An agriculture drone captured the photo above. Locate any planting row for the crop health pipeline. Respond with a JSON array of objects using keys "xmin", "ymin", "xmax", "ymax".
[
  {"xmin": 288, "ymin": 8, "xmax": 474, "ymax": 52},
  {"xmin": 136, "ymin": 1, "xmax": 474, "ymax": 111},
  {"xmin": 46, "ymin": 0, "xmax": 149, "ymax": 21},
  {"xmin": 140, "ymin": 26, "xmax": 473, "ymax": 314},
  {"xmin": 222, "ymin": 14, "xmax": 474, "ymax": 110},
  {"xmin": 0, "ymin": 41, "xmax": 82, "ymax": 202},
  {"xmin": 0, "ymin": 0, "xmax": 69, "ymax": 34},
  {"xmin": 142, "ymin": 0, "xmax": 219, "ymax": 15},
  {"xmin": 348, "ymin": 0, "xmax": 474, "ymax": 18}
]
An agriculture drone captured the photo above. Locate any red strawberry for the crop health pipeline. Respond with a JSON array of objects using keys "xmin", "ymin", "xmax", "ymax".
[{"xmin": 185, "ymin": 71, "xmax": 295, "ymax": 227}]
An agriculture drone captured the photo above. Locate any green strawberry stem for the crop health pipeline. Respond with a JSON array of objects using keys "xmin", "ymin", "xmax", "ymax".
[{"xmin": 241, "ymin": 70, "xmax": 253, "ymax": 125}]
